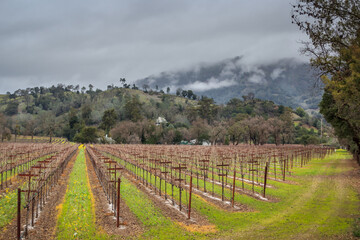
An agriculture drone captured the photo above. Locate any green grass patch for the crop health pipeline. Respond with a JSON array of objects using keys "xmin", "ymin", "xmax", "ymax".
[
  {"xmin": 107, "ymin": 150, "xmax": 359, "ymax": 239},
  {"xmin": 0, "ymin": 154, "xmax": 55, "ymax": 231},
  {"xmin": 56, "ymin": 148, "xmax": 107, "ymax": 240},
  {"xmin": 0, "ymin": 184, "xmax": 26, "ymax": 230},
  {"xmin": 120, "ymin": 176, "xmax": 198, "ymax": 239}
]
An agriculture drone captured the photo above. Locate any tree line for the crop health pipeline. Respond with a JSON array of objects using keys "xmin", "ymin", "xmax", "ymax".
[
  {"xmin": 292, "ymin": 0, "xmax": 360, "ymax": 162},
  {"xmin": 0, "ymin": 83, "xmax": 328, "ymax": 146}
]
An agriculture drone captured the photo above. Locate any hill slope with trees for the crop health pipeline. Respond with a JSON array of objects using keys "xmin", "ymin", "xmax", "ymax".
[{"xmin": 0, "ymin": 82, "xmax": 333, "ymax": 145}]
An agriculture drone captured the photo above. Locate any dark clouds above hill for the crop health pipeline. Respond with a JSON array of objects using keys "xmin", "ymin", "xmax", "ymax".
[{"xmin": 0, "ymin": 0, "xmax": 307, "ymax": 93}]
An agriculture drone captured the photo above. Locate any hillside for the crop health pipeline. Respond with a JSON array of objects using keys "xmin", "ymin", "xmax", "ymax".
[
  {"xmin": 136, "ymin": 57, "xmax": 322, "ymax": 109},
  {"xmin": 0, "ymin": 85, "xmax": 332, "ymax": 145}
]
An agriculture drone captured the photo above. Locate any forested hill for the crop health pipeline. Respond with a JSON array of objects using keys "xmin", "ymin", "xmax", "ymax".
[
  {"xmin": 0, "ymin": 84, "xmax": 332, "ymax": 145},
  {"xmin": 136, "ymin": 57, "xmax": 322, "ymax": 109}
]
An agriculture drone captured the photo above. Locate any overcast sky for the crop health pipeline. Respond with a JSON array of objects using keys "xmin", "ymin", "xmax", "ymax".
[{"xmin": 0, "ymin": 0, "xmax": 308, "ymax": 93}]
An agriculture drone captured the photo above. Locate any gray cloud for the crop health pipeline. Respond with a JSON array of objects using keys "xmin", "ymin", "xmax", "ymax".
[{"xmin": 0, "ymin": 0, "xmax": 307, "ymax": 93}]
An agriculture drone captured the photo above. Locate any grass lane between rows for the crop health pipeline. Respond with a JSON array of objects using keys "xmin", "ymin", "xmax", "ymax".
[{"xmin": 56, "ymin": 146, "xmax": 107, "ymax": 240}]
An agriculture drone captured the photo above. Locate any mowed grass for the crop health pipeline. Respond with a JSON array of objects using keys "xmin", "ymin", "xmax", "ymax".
[
  {"xmin": 191, "ymin": 150, "xmax": 359, "ymax": 239},
  {"xmin": 120, "ymin": 176, "xmax": 197, "ymax": 240},
  {"xmin": 56, "ymin": 147, "xmax": 107, "ymax": 240},
  {"xmin": 107, "ymin": 150, "xmax": 359, "ymax": 239}
]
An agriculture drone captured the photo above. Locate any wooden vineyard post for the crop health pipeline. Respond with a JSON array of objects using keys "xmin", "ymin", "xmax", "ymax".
[
  {"xmin": 263, "ymin": 162, "xmax": 269, "ymax": 198},
  {"xmin": 172, "ymin": 164, "xmax": 187, "ymax": 211},
  {"xmin": 248, "ymin": 159, "xmax": 257, "ymax": 194},
  {"xmin": 273, "ymin": 154, "xmax": 277, "ymax": 180},
  {"xmin": 240, "ymin": 157, "xmax": 245, "ymax": 190},
  {"xmin": 283, "ymin": 157, "xmax": 286, "ymax": 181},
  {"xmin": 18, "ymin": 172, "xmax": 38, "ymax": 202},
  {"xmin": 212, "ymin": 160, "xmax": 215, "ymax": 196},
  {"xmin": 150, "ymin": 159, "xmax": 159, "ymax": 195},
  {"xmin": 160, "ymin": 161, "xmax": 171, "ymax": 200},
  {"xmin": 188, "ymin": 175, "xmax": 193, "ymax": 219},
  {"xmin": 200, "ymin": 159, "xmax": 209, "ymax": 192},
  {"xmin": 117, "ymin": 177, "xmax": 121, "ymax": 228},
  {"xmin": 17, "ymin": 188, "xmax": 21, "ymax": 240},
  {"xmin": 217, "ymin": 161, "xmax": 229, "ymax": 201},
  {"xmin": 232, "ymin": 169, "xmax": 236, "ymax": 208}
]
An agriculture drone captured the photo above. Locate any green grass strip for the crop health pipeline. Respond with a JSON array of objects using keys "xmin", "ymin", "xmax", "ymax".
[
  {"xmin": 56, "ymin": 147, "xmax": 107, "ymax": 240},
  {"xmin": 0, "ymin": 154, "xmax": 54, "ymax": 231},
  {"xmin": 120, "ymin": 176, "xmax": 197, "ymax": 239},
  {"xmin": 107, "ymin": 150, "xmax": 359, "ymax": 239}
]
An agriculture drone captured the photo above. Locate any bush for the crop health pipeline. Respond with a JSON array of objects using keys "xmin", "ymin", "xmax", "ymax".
[
  {"xmin": 5, "ymin": 102, "xmax": 19, "ymax": 116},
  {"xmin": 73, "ymin": 127, "xmax": 98, "ymax": 143}
]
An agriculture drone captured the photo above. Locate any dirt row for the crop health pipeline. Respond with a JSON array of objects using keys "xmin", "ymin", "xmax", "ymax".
[
  {"xmin": 85, "ymin": 150, "xmax": 219, "ymax": 237},
  {"xmin": 84, "ymin": 151, "xmax": 143, "ymax": 238},
  {"xmin": 1, "ymin": 149, "xmax": 265, "ymax": 239},
  {"xmin": 0, "ymin": 150, "xmax": 78, "ymax": 240}
]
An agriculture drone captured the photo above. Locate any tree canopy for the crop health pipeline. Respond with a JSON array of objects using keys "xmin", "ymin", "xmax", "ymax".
[{"xmin": 292, "ymin": 0, "xmax": 360, "ymax": 160}]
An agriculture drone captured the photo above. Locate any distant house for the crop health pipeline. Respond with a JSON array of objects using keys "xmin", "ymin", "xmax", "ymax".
[
  {"xmin": 97, "ymin": 134, "xmax": 116, "ymax": 144},
  {"xmin": 156, "ymin": 117, "xmax": 167, "ymax": 126},
  {"xmin": 202, "ymin": 140, "xmax": 211, "ymax": 146}
]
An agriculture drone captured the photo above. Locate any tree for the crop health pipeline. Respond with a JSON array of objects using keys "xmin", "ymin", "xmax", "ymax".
[
  {"xmin": 5, "ymin": 101, "xmax": 19, "ymax": 116},
  {"xmin": 119, "ymin": 78, "xmax": 126, "ymax": 87},
  {"xmin": 63, "ymin": 108, "xmax": 82, "ymax": 141},
  {"xmin": 0, "ymin": 113, "xmax": 11, "ymax": 142},
  {"xmin": 124, "ymin": 96, "xmax": 143, "ymax": 122},
  {"xmin": 320, "ymin": 39, "xmax": 360, "ymax": 154},
  {"xmin": 244, "ymin": 117, "xmax": 269, "ymax": 145},
  {"xmin": 39, "ymin": 112, "xmax": 57, "ymax": 143},
  {"xmin": 228, "ymin": 120, "xmax": 247, "ymax": 145},
  {"xmin": 292, "ymin": 0, "xmax": 360, "ymax": 159},
  {"xmin": 110, "ymin": 121, "xmax": 141, "ymax": 144},
  {"xmin": 166, "ymin": 87, "xmax": 170, "ymax": 94},
  {"xmin": 24, "ymin": 116, "xmax": 38, "ymax": 141},
  {"xmin": 173, "ymin": 129, "xmax": 183, "ymax": 144},
  {"xmin": 181, "ymin": 90, "xmax": 188, "ymax": 98},
  {"xmin": 187, "ymin": 90, "xmax": 194, "ymax": 99},
  {"xmin": 132, "ymin": 84, "xmax": 138, "ymax": 90},
  {"xmin": 142, "ymin": 84, "xmax": 149, "ymax": 92},
  {"xmin": 189, "ymin": 119, "xmax": 210, "ymax": 144},
  {"xmin": 100, "ymin": 109, "xmax": 117, "ymax": 134},
  {"xmin": 14, "ymin": 124, "xmax": 20, "ymax": 142},
  {"xmin": 139, "ymin": 119, "xmax": 162, "ymax": 144},
  {"xmin": 268, "ymin": 118, "xmax": 284, "ymax": 145},
  {"xmin": 280, "ymin": 111, "xmax": 295, "ymax": 144},
  {"xmin": 292, "ymin": 0, "xmax": 360, "ymax": 77},
  {"xmin": 198, "ymin": 97, "xmax": 218, "ymax": 124},
  {"xmin": 73, "ymin": 127, "xmax": 98, "ymax": 143},
  {"xmin": 74, "ymin": 85, "xmax": 80, "ymax": 93},
  {"xmin": 81, "ymin": 104, "xmax": 92, "ymax": 124},
  {"xmin": 209, "ymin": 121, "xmax": 227, "ymax": 145},
  {"xmin": 88, "ymin": 84, "xmax": 94, "ymax": 92},
  {"xmin": 295, "ymin": 107, "xmax": 306, "ymax": 118}
]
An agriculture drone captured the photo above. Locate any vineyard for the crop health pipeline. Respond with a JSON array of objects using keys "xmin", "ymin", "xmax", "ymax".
[{"xmin": 0, "ymin": 143, "xmax": 359, "ymax": 239}]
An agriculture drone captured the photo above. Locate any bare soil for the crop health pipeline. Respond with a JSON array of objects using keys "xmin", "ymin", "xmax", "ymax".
[
  {"xmin": 1, "ymin": 150, "xmax": 78, "ymax": 240},
  {"xmin": 84, "ymin": 151, "xmax": 143, "ymax": 239}
]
